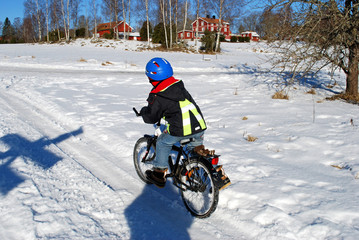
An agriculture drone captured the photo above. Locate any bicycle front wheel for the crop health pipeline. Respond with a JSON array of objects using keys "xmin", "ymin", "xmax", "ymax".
[
  {"xmin": 181, "ymin": 159, "xmax": 219, "ymax": 218},
  {"xmin": 133, "ymin": 136, "xmax": 156, "ymax": 184}
]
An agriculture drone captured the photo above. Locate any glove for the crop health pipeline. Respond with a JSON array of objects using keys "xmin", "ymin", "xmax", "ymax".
[{"xmin": 140, "ymin": 107, "xmax": 148, "ymax": 116}]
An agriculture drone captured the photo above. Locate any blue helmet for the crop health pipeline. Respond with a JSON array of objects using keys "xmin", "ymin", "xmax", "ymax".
[{"xmin": 145, "ymin": 57, "xmax": 173, "ymax": 81}]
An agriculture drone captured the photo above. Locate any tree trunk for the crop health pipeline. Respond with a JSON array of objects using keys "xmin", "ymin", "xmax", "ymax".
[
  {"xmin": 146, "ymin": 0, "xmax": 150, "ymax": 46},
  {"xmin": 346, "ymin": 43, "xmax": 359, "ymax": 97},
  {"xmin": 161, "ymin": 0, "xmax": 168, "ymax": 48},
  {"xmin": 122, "ymin": 0, "xmax": 127, "ymax": 40},
  {"xmin": 46, "ymin": 0, "xmax": 49, "ymax": 42},
  {"xmin": 195, "ymin": 0, "xmax": 199, "ymax": 51},
  {"xmin": 66, "ymin": 0, "xmax": 70, "ymax": 41},
  {"xmin": 61, "ymin": 0, "xmax": 68, "ymax": 41},
  {"xmin": 128, "ymin": 0, "xmax": 131, "ymax": 39},
  {"xmin": 182, "ymin": 0, "xmax": 187, "ymax": 41},
  {"xmin": 35, "ymin": 0, "xmax": 42, "ymax": 42},
  {"xmin": 215, "ymin": 0, "xmax": 223, "ymax": 52},
  {"xmin": 169, "ymin": 0, "xmax": 172, "ymax": 48},
  {"xmin": 93, "ymin": 0, "xmax": 98, "ymax": 40}
]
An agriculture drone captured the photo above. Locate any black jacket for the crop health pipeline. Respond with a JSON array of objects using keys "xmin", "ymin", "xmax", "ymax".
[{"xmin": 140, "ymin": 77, "xmax": 206, "ymax": 136}]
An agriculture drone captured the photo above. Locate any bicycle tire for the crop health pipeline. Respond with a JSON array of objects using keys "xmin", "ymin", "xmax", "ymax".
[
  {"xmin": 133, "ymin": 136, "xmax": 156, "ymax": 184},
  {"xmin": 180, "ymin": 158, "xmax": 219, "ymax": 218}
]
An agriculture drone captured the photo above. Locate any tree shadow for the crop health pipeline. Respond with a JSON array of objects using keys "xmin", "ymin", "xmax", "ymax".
[
  {"xmin": 125, "ymin": 182, "xmax": 194, "ymax": 240},
  {"xmin": 218, "ymin": 61, "xmax": 344, "ymax": 95},
  {"xmin": 0, "ymin": 127, "xmax": 83, "ymax": 195}
]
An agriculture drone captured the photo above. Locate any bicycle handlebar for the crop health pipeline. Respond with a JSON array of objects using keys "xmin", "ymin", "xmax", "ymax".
[
  {"xmin": 134, "ymin": 107, "xmax": 161, "ymax": 126},
  {"xmin": 133, "ymin": 107, "xmax": 140, "ymax": 117}
]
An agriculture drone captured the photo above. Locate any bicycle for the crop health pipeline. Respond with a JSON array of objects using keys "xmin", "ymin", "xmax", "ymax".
[{"xmin": 133, "ymin": 108, "xmax": 230, "ymax": 218}]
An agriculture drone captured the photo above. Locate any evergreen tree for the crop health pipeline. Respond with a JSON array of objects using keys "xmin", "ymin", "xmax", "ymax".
[
  {"xmin": 152, "ymin": 22, "xmax": 166, "ymax": 46},
  {"xmin": 2, "ymin": 18, "xmax": 14, "ymax": 42},
  {"xmin": 140, "ymin": 21, "xmax": 152, "ymax": 42},
  {"xmin": 200, "ymin": 29, "xmax": 218, "ymax": 53}
]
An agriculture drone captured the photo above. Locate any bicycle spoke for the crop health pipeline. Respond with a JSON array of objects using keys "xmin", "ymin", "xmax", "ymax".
[{"xmin": 181, "ymin": 159, "xmax": 219, "ymax": 218}]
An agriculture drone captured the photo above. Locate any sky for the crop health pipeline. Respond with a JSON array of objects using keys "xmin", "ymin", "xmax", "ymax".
[{"xmin": 0, "ymin": 0, "xmax": 24, "ymax": 23}]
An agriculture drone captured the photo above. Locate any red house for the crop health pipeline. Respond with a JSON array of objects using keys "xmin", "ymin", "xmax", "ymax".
[
  {"xmin": 97, "ymin": 21, "xmax": 134, "ymax": 38},
  {"xmin": 240, "ymin": 31, "xmax": 260, "ymax": 42},
  {"xmin": 178, "ymin": 30, "xmax": 194, "ymax": 40},
  {"xmin": 178, "ymin": 16, "xmax": 231, "ymax": 41}
]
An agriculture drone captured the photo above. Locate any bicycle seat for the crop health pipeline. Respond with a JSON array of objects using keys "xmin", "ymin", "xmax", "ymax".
[{"xmin": 180, "ymin": 138, "xmax": 194, "ymax": 146}]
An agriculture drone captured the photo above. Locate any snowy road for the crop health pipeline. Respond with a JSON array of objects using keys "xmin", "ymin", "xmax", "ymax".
[{"xmin": 1, "ymin": 40, "xmax": 359, "ymax": 239}]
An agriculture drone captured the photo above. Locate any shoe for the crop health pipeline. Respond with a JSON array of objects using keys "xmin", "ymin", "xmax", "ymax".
[
  {"xmin": 214, "ymin": 165, "xmax": 231, "ymax": 190},
  {"xmin": 145, "ymin": 168, "xmax": 167, "ymax": 188}
]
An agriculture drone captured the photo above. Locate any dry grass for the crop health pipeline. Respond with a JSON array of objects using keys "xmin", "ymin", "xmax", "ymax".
[
  {"xmin": 306, "ymin": 88, "xmax": 316, "ymax": 95},
  {"xmin": 246, "ymin": 135, "xmax": 258, "ymax": 142},
  {"xmin": 326, "ymin": 93, "xmax": 359, "ymax": 104},
  {"xmin": 242, "ymin": 116, "xmax": 248, "ymax": 120},
  {"xmin": 272, "ymin": 90, "xmax": 289, "ymax": 100},
  {"xmin": 102, "ymin": 61, "xmax": 113, "ymax": 66},
  {"xmin": 78, "ymin": 57, "xmax": 87, "ymax": 62}
]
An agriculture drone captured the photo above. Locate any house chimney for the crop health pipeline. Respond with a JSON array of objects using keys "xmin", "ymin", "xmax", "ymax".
[
  {"xmin": 212, "ymin": 15, "xmax": 215, "ymax": 19},
  {"xmin": 206, "ymin": 15, "xmax": 210, "ymax": 18}
]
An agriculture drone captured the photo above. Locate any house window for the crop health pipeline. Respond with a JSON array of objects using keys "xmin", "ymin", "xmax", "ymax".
[
  {"xmin": 211, "ymin": 27, "xmax": 214, "ymax": 31},
  {"xmin": 187, "ymin": 32, "xmax": 190, "ymax": 37}
]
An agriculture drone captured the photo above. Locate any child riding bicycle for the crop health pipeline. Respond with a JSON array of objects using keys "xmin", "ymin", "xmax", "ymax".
[{"xmin": 139, "ymin": 57, "xmax": 207, "ymax": 188}]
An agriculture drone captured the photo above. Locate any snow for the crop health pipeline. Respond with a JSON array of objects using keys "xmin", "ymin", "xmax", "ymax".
[{"xmin": 0, "ymin": 39, "xmax": 359, "ymax": 239}]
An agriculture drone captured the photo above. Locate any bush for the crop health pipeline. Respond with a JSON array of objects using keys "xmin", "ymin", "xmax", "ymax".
[
  {"xmin": 152, "ymin": 23, "xmax": 176, "ymax": 47},
  {"xmin": 103, "ymin": 32, "xmax": 113, "ymax": 39},
  {"xmin": 238, "ymin": 36, "xmax": 250, "ymax": 43},
  {"xmin": 200, "ymin": 29, "xmax": 219, "ymax": 53},
  {"xmin": 76, "ymin": 28, "xmax": 86, "ymax": 38},
  {"xmin": 230, "ymin": 36, "xmax": 237, "ymax": 42}
]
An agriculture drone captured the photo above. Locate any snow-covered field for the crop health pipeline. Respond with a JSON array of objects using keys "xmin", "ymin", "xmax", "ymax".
[{"xmin": 0, "ymin": 39, "xmax": 358, "ymax": 240}]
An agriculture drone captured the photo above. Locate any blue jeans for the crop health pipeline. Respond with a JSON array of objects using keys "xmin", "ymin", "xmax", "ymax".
[{"xmin": 154, "ymin": 131, "xmax": 204, "ymax": 169}]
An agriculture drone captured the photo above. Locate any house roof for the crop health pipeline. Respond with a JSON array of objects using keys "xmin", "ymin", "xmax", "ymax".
[
  {"xmin": 97, "ymin": 21, "xmax": 133, "ymax": 31},
  {"xmin": 97, "ymin": 22, "xmax": 116, "ymax": 31},
  {"xmin": 196, "ymin": 17, "xmax": 229, "ymax": 25},
  {"xmin": 177, "ymin": 29, "xmax": 193, "ymax": 33},
  {"xmin": 241, "ymin": 31, "xmax": 260, "ymax": 37}
]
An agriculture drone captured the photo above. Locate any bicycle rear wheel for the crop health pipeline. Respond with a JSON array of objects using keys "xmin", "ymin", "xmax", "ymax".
[
  {"xmin": 181, "ymin": 159, "xmax": 219, "ymax": 218},
  {"xmin": 133, "ymin": 136, "xmax": 156, "ymax": 184}
]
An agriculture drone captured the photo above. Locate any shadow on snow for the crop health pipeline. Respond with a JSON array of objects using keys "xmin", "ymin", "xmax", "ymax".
[
  {"xmin": 125, "ymin": 182, "xmax": 194, "ymax": 240},
  {"xmin": 0, "ymin": 127, "xmax": 83, "ymax": 195}
]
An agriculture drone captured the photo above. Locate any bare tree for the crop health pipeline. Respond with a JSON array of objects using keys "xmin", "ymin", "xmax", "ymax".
[
  {"xmin": 204, "ymin": 0, "xmax": 243, "ymax": 52},
  {"xmin": 240, "ymin": 11, "xmax": 261, "ymax": 33},
  {"xmin": 146, "ymin": 0, "xmax": 150, "ymax": 45},
  {"xmin": 92, "ymin": 0, "xmax": 99, "ymax": 40},
  {"xmin": 45, "ymin": 0, "xmax": 49, "ymax": 42},
  {"xmin": 169, "ymin": 0, "xmax": 173, "ymax": 48},
  {"xmin": 50, "ymin": 0, "xmax": 62, "ymax": 41},
  {"xmin": 61, "ymin": 0, "xmax": 71, "ymax": 41},
  {"xmin": 35, "ymin": 0, "xmax": 42, "ymax": 41},
  {"xmin": 182, "ymin": 0, "xmax": 188, "ymax": 43},
  {"xmin": 24, "ymin": 0, "xmax": 44, "ymax": 42},
  {"xmin": 71, "ymin": 0, "xmax": 82, "ymax": 38},
  {"xmin": 127, "ymin": 0, "xmax": 132, "ymax": 39},
  {"xmin": 269, "ymin": 0, "xmax": 359, "ymax": 100},
  {"xmin": 195, "ymin": 0, "xmax": 200, "ymax": 49},
  {"xmin": 23, "ymin": 17, "xmax": 36, "ymax": 42},
  {"xmin": 160, "ymin": 0, "xmax": 169, "ymax": 48},
  {"xmin": 121, "ymin": 0, "xmax": 128, "ymax": 39},
  {"xmin": 13, "ymin": 18, "xmax": 24, "ymax": 41}
]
